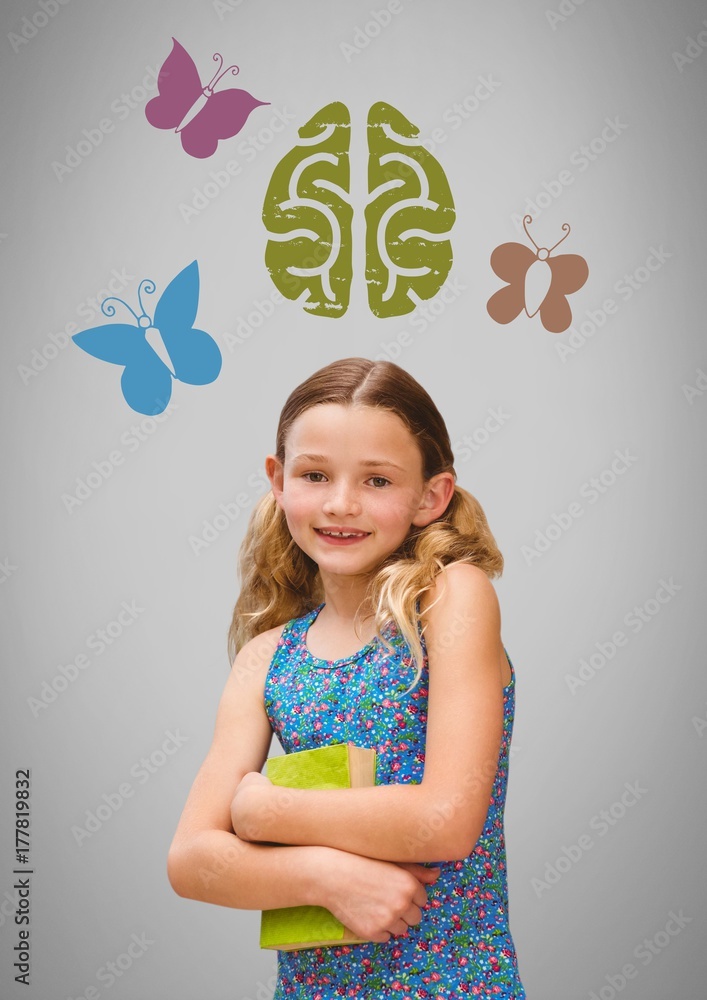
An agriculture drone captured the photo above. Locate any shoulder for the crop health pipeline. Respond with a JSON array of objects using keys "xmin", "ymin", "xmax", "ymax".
[
  {"xmin": 418, "ymin": 561, "xmax": 503, "ymax": 665},
  {"xmin": 420, "ymin": 561, "xmax": 500, "ymax": 629},
  {"xmin": 232, "ymin": 622, "xmax": 288, "ymax": 678}
]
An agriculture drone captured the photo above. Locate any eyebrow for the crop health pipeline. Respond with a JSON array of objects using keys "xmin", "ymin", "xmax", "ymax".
[{"xmin": 291, "ymin": 453, "xmax": 406, "ymax": 472}]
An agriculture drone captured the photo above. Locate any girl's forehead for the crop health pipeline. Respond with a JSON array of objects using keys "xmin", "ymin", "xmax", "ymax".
[
  {"xmin": 284, "ymin": 404, "xmax": 423, "ymax": 466},
  {"xmin": 288, "ymin": 403, "xmax": 411, "ymax": 437}
]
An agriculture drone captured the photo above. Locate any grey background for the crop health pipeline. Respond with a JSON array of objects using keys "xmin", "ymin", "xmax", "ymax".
[{"xmin": 1, "ymin": 0, "xmax": 706, "ymax": 997}]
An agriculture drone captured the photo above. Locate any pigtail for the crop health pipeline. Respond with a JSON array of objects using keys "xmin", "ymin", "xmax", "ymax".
[
  {"xmin": 227, "ymin": 492, "xmax": 322, "ymax": 665},
  {"xmin": 365, "ymin": 484, "xmax": 504, "ymax": 695}
]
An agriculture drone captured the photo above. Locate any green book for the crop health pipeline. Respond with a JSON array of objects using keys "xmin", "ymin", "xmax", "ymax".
[{"xmin": 259, "ymin": 741, "xmax": 377, "ymax": 951}]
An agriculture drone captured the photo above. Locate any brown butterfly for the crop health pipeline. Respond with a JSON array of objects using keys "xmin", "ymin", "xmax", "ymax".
[{"xmin": 487, "ymin": 215, "xmax": 588, "ymax": 333}]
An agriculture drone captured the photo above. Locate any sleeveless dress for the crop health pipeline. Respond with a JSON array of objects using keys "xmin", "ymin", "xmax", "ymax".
[{"xmin": 262, "ymin": 601, "xmax": 526, "ymax": 999}]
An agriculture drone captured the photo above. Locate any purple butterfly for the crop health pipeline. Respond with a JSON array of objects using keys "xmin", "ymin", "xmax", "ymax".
[{"xmin": 145, "ymin": 37, "xmax": 268, "ymax": 158}]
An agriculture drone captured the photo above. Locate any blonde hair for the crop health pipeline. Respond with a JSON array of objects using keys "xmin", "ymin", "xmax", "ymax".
[{"xmin": 227, "ymin": 358, "xmax": 503, "ymax": 690}]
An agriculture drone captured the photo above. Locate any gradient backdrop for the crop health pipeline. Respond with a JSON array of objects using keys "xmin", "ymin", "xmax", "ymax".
[{"xmin": 1, "ymin": 1, "xmax": 705, "ymax": 997}]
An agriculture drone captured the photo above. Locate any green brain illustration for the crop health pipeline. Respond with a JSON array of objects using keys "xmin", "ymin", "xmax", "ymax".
[
  {"xmin": 262, "ymin": 102, "xmax": 352, "ymax": 318},
  {"xmin": 262, "ymin": 101, "xmax": 455, "ymax": 318}
]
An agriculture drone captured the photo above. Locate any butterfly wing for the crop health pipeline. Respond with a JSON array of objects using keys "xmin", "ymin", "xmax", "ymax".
[
  {"xmin": 73, "ymin": 323, "xmax": 143, "ymax": 365},
  {"xmin": 145, "ymin": 38, "xmax": 204, "ymax": 130},
  {"xmin": 120, "ymin": 355, "xmax": 174, "ymax": 415},
  {"xmin": 154, "ymin": 261, "xmax": 223, "ymax": 385},
  {"xmin": 539, "ymin": 253, "xmax": 589, "ymax": 333},
  {"xmin": 487, "ymin": 242, "xmax": 536, "ymax": 324},
  {"xmin": 72, "ymin": 323, "xmax": 173, "ymax": 415},
  {"xmin": 179, "ymin": 89, "xmax": 269, "ymax": 158}
]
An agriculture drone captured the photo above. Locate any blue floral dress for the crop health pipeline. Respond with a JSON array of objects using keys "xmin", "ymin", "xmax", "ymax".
[{"xmin": 263, "ymin": 601, "xmax": 526, "ymax": 999}]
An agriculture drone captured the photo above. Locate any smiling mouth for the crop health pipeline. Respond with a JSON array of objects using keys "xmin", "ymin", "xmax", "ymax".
[{"xmin": 314, "ymin": 528, "xmax": 371, "ymax": 539}]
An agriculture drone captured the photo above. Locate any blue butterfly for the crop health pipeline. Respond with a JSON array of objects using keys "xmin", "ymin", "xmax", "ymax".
[{"xmin": 72, "ymin": 260, "xmax": 222, "ymax": 415}]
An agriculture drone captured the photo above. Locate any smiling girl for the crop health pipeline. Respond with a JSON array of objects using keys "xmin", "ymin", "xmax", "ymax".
[{"xmin": 167, "ymin": 357, "xmax": 526, "ymax": 998}]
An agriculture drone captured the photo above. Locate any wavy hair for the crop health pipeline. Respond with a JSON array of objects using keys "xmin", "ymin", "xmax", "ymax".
[{"xmin": 227, "ymin": 358, "xmax": 503, "ymax": 691}]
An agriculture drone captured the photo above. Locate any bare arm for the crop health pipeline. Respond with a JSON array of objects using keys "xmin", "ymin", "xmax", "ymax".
[
  {"xmin": 168, "ymin": 624, "xmax": 444, "ymax": 945},
  {"xmin": 231, "ymin": 564, "xmax": 505, "ymax": 864},
  {"xmin": 167, "ymin": 626, "xmax": 336, "ymax": 910}
]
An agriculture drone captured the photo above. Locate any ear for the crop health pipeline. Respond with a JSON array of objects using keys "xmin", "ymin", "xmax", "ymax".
[
  {"xmin": 411, "ymin": 472, "xmax": 456, "ymax": 527},
  {"xmin": 265, "ymin": 455, "xmax": 285, "ymax": 510}
]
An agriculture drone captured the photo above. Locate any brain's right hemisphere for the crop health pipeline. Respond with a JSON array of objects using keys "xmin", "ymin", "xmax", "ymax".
[
  {"xmin": 366, "ymin": 102, "xmax": 456, "ymax": 318},
  {"xmin": 262, "ymin": 101, "xmax": 455, "ymax": 318}
]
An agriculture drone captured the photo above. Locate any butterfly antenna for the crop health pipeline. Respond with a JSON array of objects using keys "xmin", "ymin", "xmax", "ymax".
[
  {"xmin": 137, "ymin": 279, "xmax": 156, "ymax": 317},
  {"xmin": 101, "ymin": 296, "xmax": 139, "ymax": 321},
  {"xmin": 548, "ymin": 223, "xmax": 571, "ymax": 254},
  {"xmin": 205, "ymin": 52, "xmax": 240, "ymax": 91},
  {"xmin": 522, "ymin": 215, "xmax": 540, "ymax": 252},
  {"xmin": 205, "ymin": 51, "xmax": 224, "ymax": 90},
  {"xmin": 213, "ymin": 62, "xmax": 239, "ymax": 88}
]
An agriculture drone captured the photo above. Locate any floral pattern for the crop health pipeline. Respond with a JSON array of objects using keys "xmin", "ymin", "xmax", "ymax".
[{"xmin": 263, "ymin": 602, "xmax": 526, "ymax": 999}]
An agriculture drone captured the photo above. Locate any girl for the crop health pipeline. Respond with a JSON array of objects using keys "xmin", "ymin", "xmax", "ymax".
[{"xmin": 168, "ymin": 357, "xmax": 526, "ymax": 998}]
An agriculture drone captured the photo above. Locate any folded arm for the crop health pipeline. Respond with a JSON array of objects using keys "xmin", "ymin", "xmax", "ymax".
[
  {"xmin": 232, "ymin": 563, "xmax": 506, "ymax": 864},
  {"xmin": 233, "ymin": 780, "xmax": 467, "ymax": 863}
]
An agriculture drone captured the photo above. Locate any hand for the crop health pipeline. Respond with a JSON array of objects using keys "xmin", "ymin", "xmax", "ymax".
[
  {"xmin": 230, "ymin": 771, "xmax": 273, "ymax": 842},
  {"xmin": 319, "ymin": 849, "xmax": 441, "ymax": 944}
]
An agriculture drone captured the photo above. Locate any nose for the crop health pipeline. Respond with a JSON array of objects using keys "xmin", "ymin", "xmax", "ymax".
[{"xmin": 322, "ymin": 481, "xmax": 362, "ymax": 518}]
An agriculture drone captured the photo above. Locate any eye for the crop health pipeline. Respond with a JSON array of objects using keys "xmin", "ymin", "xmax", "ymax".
[
  {"xmin": 302, "ymin": 471, "xmax": 327, "ymax": 483},
  {"xmin": 368, "ymin": 475, "xmax": 391, "ymax": 488}
]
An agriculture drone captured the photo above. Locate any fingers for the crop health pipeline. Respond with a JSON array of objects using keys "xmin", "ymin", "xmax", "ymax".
[
  {"xmin": 404, "ymin": 863, "xmax": 441, "ymax": 883},
  {"xmin": 413, "ymin": 880, "xmax": 432, "ymax": 908},
  {"xmin": 401, "ymin": 904, "xmax": 423, "ymax": 929}
]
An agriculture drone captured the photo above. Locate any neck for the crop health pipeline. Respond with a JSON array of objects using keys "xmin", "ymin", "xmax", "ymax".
[{"xmin": 317, "ymin": 569, "xmax": 375, "ymax": 624}]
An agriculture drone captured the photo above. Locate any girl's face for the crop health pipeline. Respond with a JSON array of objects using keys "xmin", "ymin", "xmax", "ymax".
[{"xmin": 266, "ymin": 403, "xmax": 455, "ymax": 587}]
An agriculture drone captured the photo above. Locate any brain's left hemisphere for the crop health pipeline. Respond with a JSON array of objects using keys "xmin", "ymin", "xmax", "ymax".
[{"xmin": 262, "ymin": 102, "xmax": 353, "ymax": 317}]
